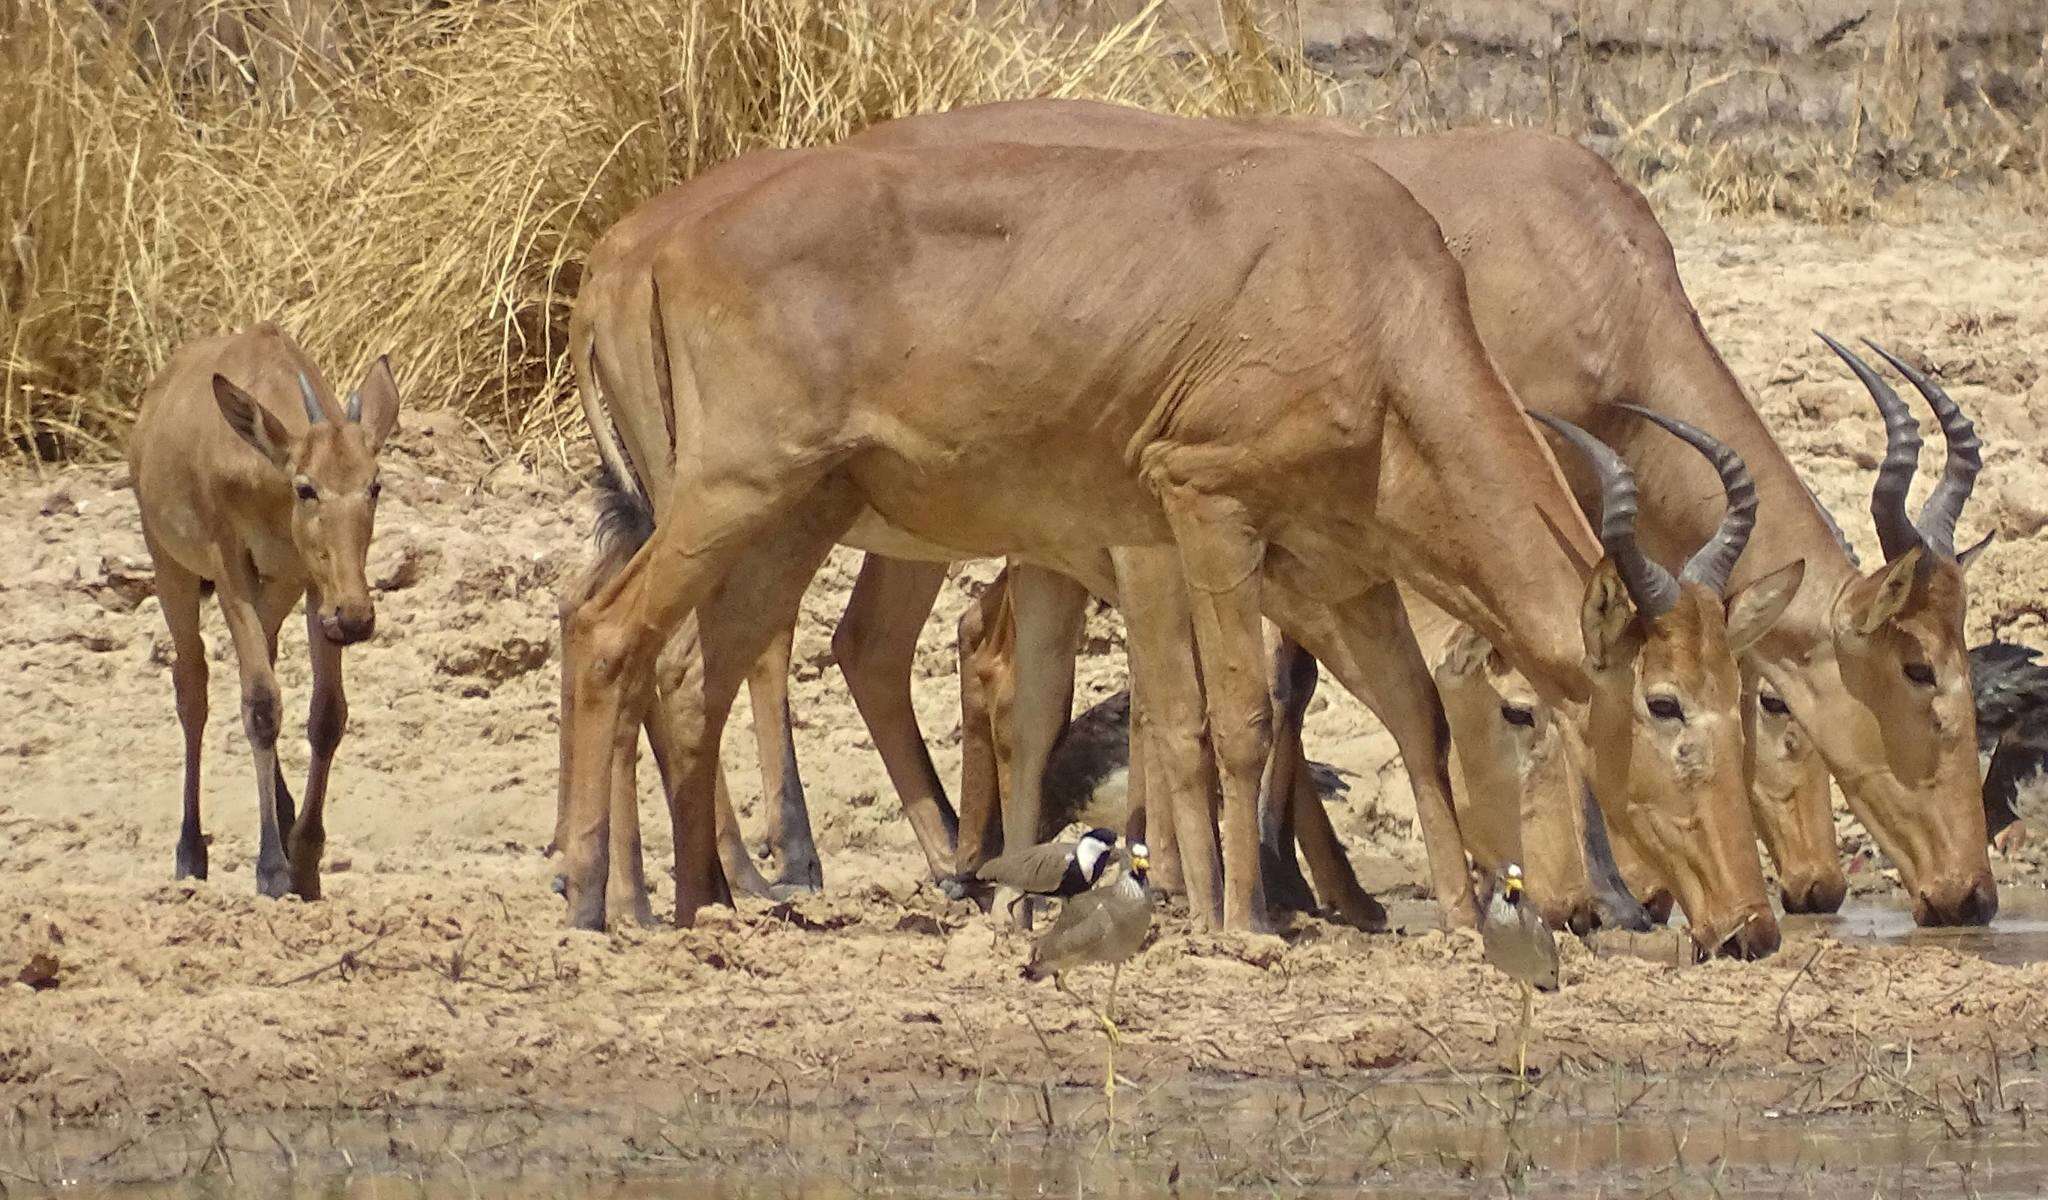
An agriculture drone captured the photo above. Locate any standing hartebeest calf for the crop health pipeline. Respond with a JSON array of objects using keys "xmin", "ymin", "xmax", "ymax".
[
  {"xmin": 129, "ymin": 322, "xmax": 400, "ymax": 899},
  {"xmin": 558, "ymin": 131, "xmax": 1794, "ymax": 956}
]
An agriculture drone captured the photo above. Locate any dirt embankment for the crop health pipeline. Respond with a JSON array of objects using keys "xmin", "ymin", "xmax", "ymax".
[{"xmin": 2, "ymin": 214, "xmax": 2048, "ymax": 1132}]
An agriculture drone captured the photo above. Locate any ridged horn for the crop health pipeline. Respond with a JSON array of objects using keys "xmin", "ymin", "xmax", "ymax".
[
  {"xmin": 1817, "ymin": 331, "xmax": 1923, "ymax": 562},
  {"xmin": 1862, "ymin": 340, "xmax": 1979, "ymax": 559},
  {"xmin": 298, "ymin": 371, "xmax": 327, "ymax": 425},
  {"xmin": 1532, "ymin": 412, "xmax": 1679, "ymax": 619},
  {"xmin": 345, "ymin": 389, "xmax": 362, "ymax": 423},
  {"xmin": 1613, "ymin": 404, "xmax": 1756, "ymax": 595}
]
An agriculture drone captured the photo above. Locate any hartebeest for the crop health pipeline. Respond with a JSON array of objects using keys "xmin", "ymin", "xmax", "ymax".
[
  {"xmin": 559, "ymin": 130, "xmax": 1791, "ymax": 956},
  {"xmin": 764, "ymin": 101, "xmax": 1993, "ymax": 929},
  {"xmin": 129, "ymin": 322, "xmax": 400, "ymax": 900}
]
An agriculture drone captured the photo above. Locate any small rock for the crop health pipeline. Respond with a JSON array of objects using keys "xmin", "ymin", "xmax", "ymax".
[
  {"xmin": 39, "ymin": 490, "xmax": 77, "ymax": 517},
  {"xmin": 17, "ymin": 952, "xmax": 59, "ymax": 990}
]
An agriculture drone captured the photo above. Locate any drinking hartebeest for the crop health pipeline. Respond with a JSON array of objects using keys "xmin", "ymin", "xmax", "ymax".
[
  {"xmin": 129, "ymin": 322, "xmax": 400, "ymax": 900},
  {"xmin": 730, "ymin": 101, "xmax": 1993, "ymax": 930},
  {"xmin": 558, "ymin": 130, "xmax": 1793, "ymax": 957}
]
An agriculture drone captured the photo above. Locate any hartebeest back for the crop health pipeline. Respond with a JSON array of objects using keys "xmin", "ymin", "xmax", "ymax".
[{"xmin": 129, "ymin": 322, "xmax": 400, "ymax": 900}]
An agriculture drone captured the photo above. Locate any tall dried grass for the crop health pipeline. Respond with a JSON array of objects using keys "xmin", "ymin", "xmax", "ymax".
[
  {"xmin": 4, "ymin": 0, "xmax": 2039, "ymax": 464},
  {"xmin": 0, "ymin": 0, "xmax": 1326, "ymax": 463}
]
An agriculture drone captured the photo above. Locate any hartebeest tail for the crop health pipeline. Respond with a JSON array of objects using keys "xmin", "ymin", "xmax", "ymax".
[{"xmin": 128, "ymin": 322, "xmax": 401, "ymax": 900}]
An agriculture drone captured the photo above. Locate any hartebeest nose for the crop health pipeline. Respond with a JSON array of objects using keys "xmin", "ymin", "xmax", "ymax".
[
  {"xmin": 1913, "ymin": 871, "xmax": 1998, "ymax": 927},
  {"xmin": 322, "ymin": 607, "xmax": 376, "ymax": 645},
  {"xmin": 1702, "ymin": 910, "xmax": 1781, "ymax": 961},
  {"xmin": 1779, "ymin": 870, "xmax": 1848, "ymax": 915}
]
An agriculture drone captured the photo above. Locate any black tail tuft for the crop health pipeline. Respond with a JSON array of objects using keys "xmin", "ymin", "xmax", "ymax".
[{"xmin": 590, "ymin": 463, "xmax": 654, "ymax": 558}]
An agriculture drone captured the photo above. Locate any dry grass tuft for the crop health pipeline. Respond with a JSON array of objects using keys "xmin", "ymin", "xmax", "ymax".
[
  {"xmin": 4, "ymin": 0, "xmax": 2039, "ymax": 463},
  {"xmin": 2, "ymin": 0, "xmax": 1325, "ymax": 463}
]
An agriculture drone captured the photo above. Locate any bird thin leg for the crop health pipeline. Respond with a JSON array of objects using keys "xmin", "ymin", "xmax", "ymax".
[
  {"xmin": 1516, "ymin": 981, "xmax": 1532, "ymax": 1091},
  {"xmin": 1056, "ymin": 973, "xmax": 1121, "ymax": 1119}
]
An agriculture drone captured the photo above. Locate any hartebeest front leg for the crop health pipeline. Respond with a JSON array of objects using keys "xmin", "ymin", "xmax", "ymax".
[
  {"xmin": 1113, "ymin": 546, "xmax": 1222, "ymax": 926},
  {"xmin": 1257, "ymin": 632, "xmax": 1318, "ymax": 913},
  {"xmin": 151, "ymin": 545, "xmax": 212, "ymax": 881},
  {"xmin": 214, "ymin": 565, "xmax": 297, "ymax": 899},
  {"xmin": 289, "ymin": 585, "xmax": 348, "ymax": 900},
  {"xmin": 1264, "ymin": 581, "xmax": 1482, "ymax": 930},
  {"xmin": 1157, "ymin": 491, "xmax": 1274, "ymax": 935},
  {"xmin": 996, "ymin": 564, "xmax": 1084, "ymax": 927},
  {"xmin": 954, "ymin": 569, "xmax": 1012, "ymax": 878}
]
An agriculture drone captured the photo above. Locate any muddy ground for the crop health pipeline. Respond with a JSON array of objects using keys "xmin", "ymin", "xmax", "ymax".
[{"xmin": 4, "ymin": 214, "xmax": 2048, "ymax": 1182}]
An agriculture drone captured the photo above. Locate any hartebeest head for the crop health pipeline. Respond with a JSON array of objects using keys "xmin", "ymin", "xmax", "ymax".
[
  {"xmin": 1793, "ymin": 334, "xmax": 1994, "ymax": 926},
  {"xmin": 1539, "ymin": 409, "xmax": 1805, "ymax": 960},
  {"xmin": 1743, "ymin": 674, "xmax": 1846, "ymax": 913},
  {"xmin": 211, "ymin": 359, "xmax": 400, "ymax": 644}
]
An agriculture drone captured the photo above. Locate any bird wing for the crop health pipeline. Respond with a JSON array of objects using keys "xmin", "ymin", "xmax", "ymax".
[
  {"xmin": 975, "ymin": 839, "xmax": 1076, "ymax": 893},
  {"xmin": 1026, "ymin": 888, "xmax": 1121, "ymax": 976},
  {"xmin": 1483, "ymin": 904, "xmax": 1560, "ymax": 992},
  {"xmin": 1985, "ymin": 714, "xmax": 2048, "ymax": 836},
  {"xmin": 1971, "ymin": 642, "xmax": 2048, "ymax": 754}
]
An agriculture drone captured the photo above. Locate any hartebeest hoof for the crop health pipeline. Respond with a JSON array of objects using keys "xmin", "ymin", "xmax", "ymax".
[
  {"xmin": 288, "ymin": 827, "xmax": 324, "ymax": 901},
  {"xmin": 608, "ymin": 892, "xmax": 657, "ymax": 928},
  {"xmin": 1593, "ymin": 885, "xmax": 1657, "ymax": 934},
  {"xmin": 1779, "ymin": 871, "xmax": 1848, "ymax": 915},
  {"xmin": 1913, "ymin": 871, "xmax": 1998, "ymax": 927},
  {"xmin": 1258, "ymin": 844, "xmax": 1318, "ymax": 914},
  {"xmin": 174, "ymin": 837, "xmax": 209, "ymax": 882},
  {"xmin": 255, "ymin": 858, "xmax": 293, "ymax": 899},
  {"xmin": 1333, "ymin": 889, "xmax": 1389, "ymax": 933},
  {"xmin": 1701, "ymin": 911, "xmax": 1781, "ymax": 961},
  {"xmin": 770, "ymin": 856, "xmax": 824, "ymax": 895}
]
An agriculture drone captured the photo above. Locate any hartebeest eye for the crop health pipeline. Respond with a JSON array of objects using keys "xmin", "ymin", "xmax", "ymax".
[
  {"xmin": 367, "ymin": 477, "xmax": 382, "ymax": 502},
  {"xmin": 294, "ymin": 480, "xmax": 319, "ymax": 502},
  {"xmin": 1646, "ymin": 695, "xmax": 1686, "ymax": 722},
  {"xmin": 1902, "ymin": 662, "xmax": 1935, "ymax": 687},
  {"xmin": 1499, "ymin": 703, "xmax": 1536, "ymax": 728},
  {"xmin": 1759, "ymin": 693, "xmax": 1791, "ymax": 716}
]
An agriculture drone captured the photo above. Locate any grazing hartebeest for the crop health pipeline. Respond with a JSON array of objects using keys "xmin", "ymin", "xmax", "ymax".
[
  {"xmin": 558, "ymin": 131, "xmax": 1792, "ymax": 957},
  {"xmin": 129, "ymin": 322, "xmax": 400, "ymax": 900},
  {"xmin": 754, "ymin": 101, "xmax": 1993, "ymax": 928}
]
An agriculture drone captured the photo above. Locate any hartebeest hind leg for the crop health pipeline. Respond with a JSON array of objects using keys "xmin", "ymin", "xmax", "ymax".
[
  {"xmin": 833, "ymin": 555, "xmax": 958, "ymax": 881},
  {"xmin": 289, "ymin": 584, "xmax": 348, "ymax": 900},
  {"xmin": 747, "ymin": 625, "xmax": 824, "ymax": 891}
]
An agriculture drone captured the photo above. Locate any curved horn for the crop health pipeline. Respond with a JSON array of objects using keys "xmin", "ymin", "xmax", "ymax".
[
  {"xmin": 1613, "ymin": 404, "xmax": 1756, "ymax": 595},
  {"xmin": 1531, "ymin": 412, "xmax": 1679, "ymax": 619},
  {"xmin": 298, "ymin": 371, "xmax": 326, "ymax": 425},
  {"xmin": 345, "ymin": 389, "xmax": 362, "ymax": 423},
  {"xmin": 1817, "ymin": 331, "xmax": 1922, "ymax": 562},
  {"xmin": 1862, "ymin": 340, "xmax": 1979, "ymax": 559}
]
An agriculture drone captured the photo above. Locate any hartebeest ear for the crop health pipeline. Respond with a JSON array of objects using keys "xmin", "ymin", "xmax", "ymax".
[
  {"xmin": 1724, "ymin": 559, "xmax": 1805, "ymax": 658},
  {"xmin": 1580, "ymin": 557, "xmax": 1640, "ymax": 671},
  {"xmin": 1846, "ymin": 545, "xmax": 1923, "ymax": 637},
  {"xmin": 213, "ymin": 374, "xmax": 292, "ymax": 468},
  {"xmin": 1957, "ymin": 530, "xmax": 1995, "ymax": 572},
  {"xmin": 347, "ymin": 355, "xmax": 400, "ymax": 453},
  {"xmin": 1437, "ymin": 624, "xmax": 1494, "ymax": 678}
]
